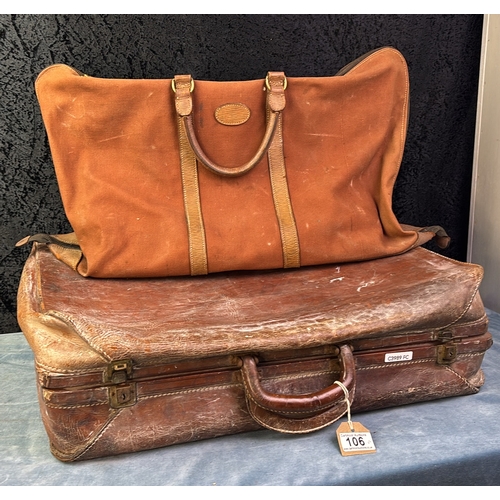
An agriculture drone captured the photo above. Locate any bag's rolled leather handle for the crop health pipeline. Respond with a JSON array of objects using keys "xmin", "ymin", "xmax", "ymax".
[
  {"xmin": 173, "ymin": 72, "xmax": 286, "ymax": 177},
  {"xmin": 240, "ymin": 344, "xmax": 356, "ymax": 433}
]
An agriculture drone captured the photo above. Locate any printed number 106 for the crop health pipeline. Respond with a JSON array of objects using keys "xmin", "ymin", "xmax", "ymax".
[{"xmin": 345, "ymin": 436, "xmax": 365, "ymax": 447}]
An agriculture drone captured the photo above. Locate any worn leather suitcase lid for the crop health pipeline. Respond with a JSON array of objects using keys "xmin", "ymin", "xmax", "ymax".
[{"xmin": 18, "ymin": 244, "xmax": 486, "ymax": 370}]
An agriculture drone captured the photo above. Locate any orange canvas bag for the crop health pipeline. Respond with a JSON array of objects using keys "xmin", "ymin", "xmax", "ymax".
[{"xmin": 20, "ymin": 47, "xmax": 448, "ymax": 277}]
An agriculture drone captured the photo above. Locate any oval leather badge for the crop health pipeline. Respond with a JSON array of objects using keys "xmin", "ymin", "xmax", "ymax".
[{"xmin": 215, "ymin": 103, "xmax": 251, "ymax": 126}]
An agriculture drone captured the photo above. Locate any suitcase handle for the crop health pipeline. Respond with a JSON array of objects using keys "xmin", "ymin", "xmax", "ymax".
[{"xmin": 240, "ymin": 344, "xmax": 356, "ymax": 433}]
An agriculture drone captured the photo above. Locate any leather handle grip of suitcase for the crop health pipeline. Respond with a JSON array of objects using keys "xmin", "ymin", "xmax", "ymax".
[{"xmin": 240, "ymin": 344, "xmax": 356, "ymax": 433}]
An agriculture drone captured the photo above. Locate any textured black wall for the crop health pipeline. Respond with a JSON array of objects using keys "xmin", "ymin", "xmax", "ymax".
[{"xmin": 0, "ymin": 14, "xmax": 483, "ymax": 333}]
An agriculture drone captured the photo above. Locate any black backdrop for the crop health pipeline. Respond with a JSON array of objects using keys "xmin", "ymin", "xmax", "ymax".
[{"xmin": 0, "ymin": 14, "xmax": 484, "ymax": 334}]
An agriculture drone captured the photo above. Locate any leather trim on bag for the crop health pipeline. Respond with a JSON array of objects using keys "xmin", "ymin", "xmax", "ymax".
[
  {"xmin": 268, "ymin": 112, "xmax": 300, "ymax": 268},
  {"xmin": 177, "ymin": 115, "xmax": 208, "ymax": 275}
]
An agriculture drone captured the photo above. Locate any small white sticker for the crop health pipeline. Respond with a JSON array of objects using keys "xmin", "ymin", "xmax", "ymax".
[{"xmin": 384, "ymin": 351, "xmax": 413, "ymax": 363}]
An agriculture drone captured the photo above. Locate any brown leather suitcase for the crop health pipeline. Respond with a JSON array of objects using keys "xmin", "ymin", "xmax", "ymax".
[{"xmin": 17, "ymin": 243, "xmax": 491, "ymax": 461}]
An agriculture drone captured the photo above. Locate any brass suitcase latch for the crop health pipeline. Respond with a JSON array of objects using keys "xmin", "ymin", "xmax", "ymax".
[
  {"xmin": 437, "ymin": 343, "xmax": 458, "ymax": 365},
  {"xmin": 106, "ymin": 360, "xmax": 137, "ymax": 408}
]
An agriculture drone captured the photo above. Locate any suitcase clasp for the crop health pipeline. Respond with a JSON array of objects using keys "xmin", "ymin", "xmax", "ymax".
[
  {"xmin": 437, "ymin": 343, "xmax": 457, "ymax": 365},
  {"xmin": 106, "ymin": 360, "xmax": 136, "ymax": 408},
  {"xmin": 109, "ymin": 383, "xmax": 137, "ymax": 408},
  {"xmin": 106, "ymin": 359, "xmax": 133, "ymax": 384}
]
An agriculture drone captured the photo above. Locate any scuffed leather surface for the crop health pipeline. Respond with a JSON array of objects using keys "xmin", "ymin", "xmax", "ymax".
[
  {"xmin": 18, "ymin": 244, "xmax": 485, "ymax": 368},
  {"xmin": 16, "ymin": 244, "xmax": 491, "ymax": 461},
  {"xmin": 31, "ymin": 332, "xmax": 492, "ymax": 462},
  {"xmin": 0, "ymin": 14, "xmax": 483, "ymax": 331},
  {"xmin": 1, "ymin": 309, "xmax": 499, "ymax": 483}
]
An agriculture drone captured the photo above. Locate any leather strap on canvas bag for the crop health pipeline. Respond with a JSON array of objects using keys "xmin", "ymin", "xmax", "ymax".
[
  {"xmin": 401, "ymin": 224, "xmax": 451, "ymax": 249},
  {"xmin": 268, "ymin": 111, "xmax": 300, "ymax": 268},
  {"xmin": 177, "ymin": 111, "xmax": 209, "ymax": 276},
  {"xmin": 265, "ymin": 72, "xmax": 300, "ymax": 268},
  {"xmin": 174, "ymin": 72, "xmax": 300, "ymax": 272},
  {"xmin": 173, "ymin": 75, "xmax": 209, "ymax": 275}
]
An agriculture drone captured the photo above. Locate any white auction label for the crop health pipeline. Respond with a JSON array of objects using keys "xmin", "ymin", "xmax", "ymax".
[{"xmin": 384, "ymin": 351, "xmax": 413, "ymax": 363}]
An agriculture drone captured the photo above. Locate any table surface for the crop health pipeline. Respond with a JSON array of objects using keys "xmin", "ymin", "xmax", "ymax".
[{"xmin": 2, "ymin": 310, "xmax": 500, "ymax": 486}]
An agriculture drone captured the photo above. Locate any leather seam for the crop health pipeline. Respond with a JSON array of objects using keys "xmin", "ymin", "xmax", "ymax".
[
  {"xmin": 356, "ymin": 351, "xmax": 484, "ymax": 371},
  {"xmin": 139, "ymin": 382, "xmax": 239, "ymax": 399},
  {"xmin": 247, "ymin": 405, "xmax": 348, "ymax": 434},
  {"xmin": 44, "ymin": 310, "xmax": 112, "ymax": 362},
  {"xmin": 44, "ymin": 400, "xmax": 108, "ymax": 409},
  {"xmin": 49, "ymin": 409, "xmax": 122, "ymax": 461},
  {"xmin": 444, "ymin": 365, "xmax": 481, "ymax": 393},
  {"xmin": 35, "ymin": 361, "xmax": 105, "ymax": 376}
]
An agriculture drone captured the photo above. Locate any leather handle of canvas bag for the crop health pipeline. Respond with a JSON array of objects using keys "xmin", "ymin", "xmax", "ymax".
[
  {"xmin": 173, "ymin": 72, "xmax": 286, "ymax": 177},
  {"xmin": 240, "ymin": 344, "xmax": 356, "ymax": 433}
]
